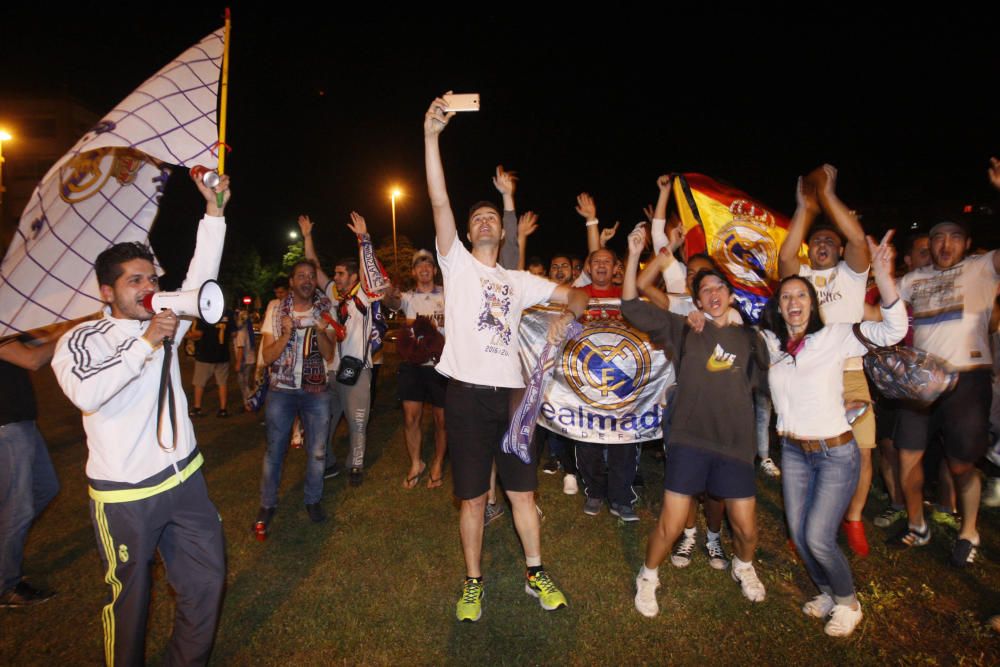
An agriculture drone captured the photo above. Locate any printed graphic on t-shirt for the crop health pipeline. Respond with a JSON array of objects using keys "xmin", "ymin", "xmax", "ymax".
[
  {"xmin": 808, "ymin": 269, "xmax": 844, "ymax": 309},
  {"xmin": 908, "ymin": 267, "xmax": 964, "ymax": 326},
  {"xmin": 706, "ymin": 343, "xmax": 736, "ymax": 372},
  {"xmin": 477, "ymin": 278, "xmax": 512, "ymax": 350}
]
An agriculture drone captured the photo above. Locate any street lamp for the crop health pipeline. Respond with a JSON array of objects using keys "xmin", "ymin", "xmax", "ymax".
[
  {"xmin": 289, "ymin": 230, "xmax": 298, "ymax": 240},
  {"xmin": 390, "ymin": 187, "xmax": 403, "ymax": 273}
]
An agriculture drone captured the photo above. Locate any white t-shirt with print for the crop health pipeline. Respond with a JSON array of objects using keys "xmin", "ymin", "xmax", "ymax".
[
  {"xmin": 899, "ymin": 251, "xmax": 1000, "ymax": 370},
  {"xmin": 799, "ymin": 260, "xmax": 869, "ymax": 370},
  {"xmin": 400, "ymin": 286, "xmax": 446, "ymax": 332},
  {"xmin": 436, "ymin": 237, "xmax": 556, "ymax": 388}
]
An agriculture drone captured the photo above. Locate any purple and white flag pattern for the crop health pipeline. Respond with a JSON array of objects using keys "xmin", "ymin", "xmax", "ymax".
[
  {"xmin": 502, "ymin": 319, "xmax": 584, "ymax": 464},
  {"xmin": 0, "ymin": 28, "xmax": 224, "ymax": 336}
]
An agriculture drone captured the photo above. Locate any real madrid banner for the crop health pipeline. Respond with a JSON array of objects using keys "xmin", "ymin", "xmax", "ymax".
[
  {"xmin": 519, "ymin": 300, "xmax": 673, "ymax": 444},
  {"xmin": 672, "ymin": 173, "xmax": 807, "ymax": 324}
]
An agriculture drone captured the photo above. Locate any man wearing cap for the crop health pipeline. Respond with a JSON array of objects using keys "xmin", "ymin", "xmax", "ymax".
[
  {"xmin": 893, "ymin": 191, "xmax": 1000, "ymax": 565},
  {"xmin": 779, "ymin": 164, "xmax": 875, "ymax": 557},
  {"xmin": 385, "ymin": 250, "xmax": 448, "ymax": 488}
]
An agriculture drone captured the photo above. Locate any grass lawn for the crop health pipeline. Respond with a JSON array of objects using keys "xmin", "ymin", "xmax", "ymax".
[{"xmin": 3, "ymin": 353, "xmax": 999, "ymax": 665}]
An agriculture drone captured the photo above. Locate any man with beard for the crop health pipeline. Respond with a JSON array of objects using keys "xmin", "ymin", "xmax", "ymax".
[
  {"xmin": 255, "ymin": 258, "xmax": 338, "ymax": 532},
  {"xmin": 892, "ymin": 159, "xmax": 1000, "ymax": 566}
]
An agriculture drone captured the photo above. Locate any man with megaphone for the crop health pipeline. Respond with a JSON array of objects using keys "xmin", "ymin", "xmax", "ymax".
[{"xmin": 52, "ymin": 174, "xmax": 230, "ymax": 666}]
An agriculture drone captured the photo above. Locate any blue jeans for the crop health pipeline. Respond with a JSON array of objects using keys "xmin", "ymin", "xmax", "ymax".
[
  {"xmin": 260, "ymin": 388, "xmax": 331, "ymax": 507},
  {"xmin": 0, "ymin": 421, "xmax": 59, "ymax": 591},
  {"xmin": 782, "ymin": 437, "xmax": 859, "ymax": 604}
]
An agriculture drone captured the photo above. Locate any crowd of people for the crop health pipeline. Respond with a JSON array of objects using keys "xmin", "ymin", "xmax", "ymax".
[{"xmin": 2, "ymin": 93, "xmax": 999, "ymax": 664}]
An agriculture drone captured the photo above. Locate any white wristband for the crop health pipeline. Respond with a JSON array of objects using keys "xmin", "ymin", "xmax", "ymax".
[{"xmin": 585, "ymin": 220, "xmax": 598, "ymax": 227}]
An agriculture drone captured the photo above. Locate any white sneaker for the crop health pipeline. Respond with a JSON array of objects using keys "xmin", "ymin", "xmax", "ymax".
[
  {"xmin": 563, "ymin": 474, "xmax": 579, "ymax": 495},
  {"xmin": 802, "ymin": 593, "xmax": 835, "ymax": 618},
  {"xmin": 731, "ymin": 564, "xmax": 766, "ymax": 602},
  {"xmin": 634, "ymin": 572, "xmax": 660, "ymax": 618},
  {"xmin": 983, "ymin": 477, "xmax": 1000, "ymax": 509},
  {"xmin": 759, "ymin": 457, "xmax": 781, "ymax": 478},
  {"xmin": 825, "ymin": 603, "xmax": 863, "ymax": 637}
]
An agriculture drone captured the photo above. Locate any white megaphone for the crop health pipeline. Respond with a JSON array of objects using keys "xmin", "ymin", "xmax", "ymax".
[{"xmin": 142, "ymin": 279, "xmax": 225, "ymax": 324}]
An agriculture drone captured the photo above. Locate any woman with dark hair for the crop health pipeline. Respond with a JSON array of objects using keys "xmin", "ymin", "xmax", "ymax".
[
  {"xmin": 760, "ymin": 231, "xmax": 906, "ymax": 637},
  {"xmin": 621, "ymin": 227, "xmax": 769, "ymax": 616}
]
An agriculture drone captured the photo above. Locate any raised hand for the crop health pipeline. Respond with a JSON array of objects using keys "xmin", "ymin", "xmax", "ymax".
[
  {"xmin": 599, "ymin": 221, "xmax": 620, "ymax": 247},
  {"xmin": 298, "ymin": 214, "xmax": 314, "ymax": 237},
  {"xmin": 627, "ymin": 223, "xmax": 646, "ymax": 257},
  {"xmin": 812, "ymin": 163, "xmax": 838, "ymax": 200},
  {"xmin": 667, "ymin": 222, "xmax": 687, "ymax": 253},
  {"xmin": 796, "ymin": 176, "xmax": 821, "ymax": 216},
  {"xmin": 989, "ymin": 157, "xmax": 1000, "ymax": 191},
  {"xmin": 642, "ymin": 204, "xmax": 655, "ymax": 223},
  {"xmin": 197, "ymin": 173, "xmax": 230, "ymax": 215},
  {"xmin": 575, "ymin": 193, "xmax": 597, "ymax": 221},
  {"xmin": 866, "ymin": 229, "xmax": 897, "ymax": 279},
  {"xmin": 347, "ymin": 211, "xmax": 368, "ymax": 236},
  {"xmin": 424, "ymin": 93, "xmax": 456, "ymax": 137},
  {"xmin": 493, "ymin": 165, "xmax": 517, "ymax": 195},
  {"xmin": 517, "ymin": 211, "xmax": 539, "ymax": 238},
  {"xmin": 657, "ymin": 174, "xmax": 672, "ymax": 192}
]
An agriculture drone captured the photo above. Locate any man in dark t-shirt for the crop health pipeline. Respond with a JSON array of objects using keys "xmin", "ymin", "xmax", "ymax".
[
  {"xmin": 0, "ymin": 331, "xmax": 66, "ymax": 607},
  {"xmin": 188, "ymin": 310, "xmax": 235, "ymax": 417}
]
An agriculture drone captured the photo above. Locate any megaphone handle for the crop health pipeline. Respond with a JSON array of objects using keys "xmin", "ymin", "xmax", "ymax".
[{"xmin": 157, "ymin": 338, "xmax": 178, "ymax": 452}]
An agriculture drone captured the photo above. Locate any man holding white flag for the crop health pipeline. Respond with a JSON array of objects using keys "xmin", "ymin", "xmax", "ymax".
[{"xmin": 52, "ymin": 176, "xmax": 229, "ymax": 666}]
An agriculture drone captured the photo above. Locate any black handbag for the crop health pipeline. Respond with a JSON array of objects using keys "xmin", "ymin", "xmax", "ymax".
[
  {"xmin": 336, "ymin": 355, "xmax": 364, "ymax": 386},
  {"xmin": 852, "ymin": 324, "xmax": 957, "ymax": 405}
]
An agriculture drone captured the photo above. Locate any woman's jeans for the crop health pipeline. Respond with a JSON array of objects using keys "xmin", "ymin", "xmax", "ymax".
[{"xmin": 782, "ymin": 437, "xmax": 860, "ymax": 604}]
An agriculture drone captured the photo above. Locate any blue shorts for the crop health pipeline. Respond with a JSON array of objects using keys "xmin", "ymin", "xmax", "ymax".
[{"xmin": 663, "ymin": 444, "xmax": 756, "ymax": 499}]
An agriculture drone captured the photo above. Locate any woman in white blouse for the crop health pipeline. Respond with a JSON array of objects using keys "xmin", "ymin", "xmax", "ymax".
[{"xmin": 759, "ymin": 231, "xmax": 906, "ymax": 637}]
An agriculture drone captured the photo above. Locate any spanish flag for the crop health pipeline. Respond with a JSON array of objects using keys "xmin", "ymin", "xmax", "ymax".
[{"xmin": 673, "ymin": 173, "xmax": 807, "ymax": 323}]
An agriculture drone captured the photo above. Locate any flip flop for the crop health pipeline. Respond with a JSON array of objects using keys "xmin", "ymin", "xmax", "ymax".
[
  {"xmin": 403, "ymin": 462, "xmax": 427, "ymax": 489},
  {"xmin": 426, "ymin": 473, "xmax": 444, "ymax": 489}
]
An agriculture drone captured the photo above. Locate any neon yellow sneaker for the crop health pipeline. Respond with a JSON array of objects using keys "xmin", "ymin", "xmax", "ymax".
[
  {"xmin": 525, "ymin": 570, "xmax": 567, "ymax": 611},
  {"xmin": 456, "ymin": 578, "xmax": 484, "ymax": 622}
]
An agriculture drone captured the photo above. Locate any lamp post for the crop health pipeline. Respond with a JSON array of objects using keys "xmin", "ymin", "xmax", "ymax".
[{"xmin": 390, "ymin": 187, "xmax": 403, "ymax": 274}]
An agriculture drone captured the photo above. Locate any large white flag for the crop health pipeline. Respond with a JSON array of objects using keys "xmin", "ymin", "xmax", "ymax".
[{"xmin": 0, "ymin": 27, "xmax": 225, "ymax": 337}]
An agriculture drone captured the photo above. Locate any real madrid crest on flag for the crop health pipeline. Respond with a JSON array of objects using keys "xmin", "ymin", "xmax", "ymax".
[{"xmin": 518, "ymin": 300, "xmax": 673, "ymax": 444}]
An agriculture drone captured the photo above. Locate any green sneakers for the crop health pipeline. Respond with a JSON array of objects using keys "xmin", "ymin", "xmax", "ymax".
[
  {"xmin": 525, "ymin": 570, "xmax": 568, "ymax": 611},
  {"xmin": 456, "ymin": 578, "xmax": 484, "ymax": 622}
]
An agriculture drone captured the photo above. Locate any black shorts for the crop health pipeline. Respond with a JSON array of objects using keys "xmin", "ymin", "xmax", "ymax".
[
  {"xmin": 445, "ymin": 381, "xmax": 537, "ymax": 499},
  {"xmin": 663, "ymin": 443, "xmax": 756, "ymax": 499},
  {"xmin": 874, "ymin": 395, "xmax": 900, "ymax": 443},
  {"xmin": 894, "ymin": 369, "xmax": 992, "ymax": 464},
  {"xmin": 397, "ymin": 363, "xmax": 447, "ymax": 408}
]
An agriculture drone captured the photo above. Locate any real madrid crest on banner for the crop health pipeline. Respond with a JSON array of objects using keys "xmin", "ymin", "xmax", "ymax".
[{"xmin": 518, "ymin": 299, "xmax": 673, "ymax": 444}]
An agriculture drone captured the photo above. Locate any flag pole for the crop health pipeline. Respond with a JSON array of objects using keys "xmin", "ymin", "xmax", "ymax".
[{"xmin": 215, "ymin": 8, "xmax": 232, "ymax": 207}]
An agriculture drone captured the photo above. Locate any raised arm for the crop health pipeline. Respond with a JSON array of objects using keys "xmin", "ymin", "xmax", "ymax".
[
  {"xmin": 298, "ymin": 215, "xmax": 330, "ymax": 288},
  {"xmin": 576, "ymin": 193, "xmax": 600, "ymax": 253},
  {"xmin": 815, "ymin": 164, "xmax": 870, "ymax": 273},
  {"xmin": 853, "ymin": 230, "xmax": 906, "ymax": 350},
  {"xmin": 989, "ymin": 158, "xmax": 1000, "ymax": 274},
  {"xmin": 516, "ymin": 211, "xmax": 538, "ymax": 271},
  {"xmin": 650, "ymin": 174, "xmax": 673, "ymax": 254},
  {"xmin": 637, "ymin": 252, "xmax": 674, "ymax": 310},
  {"xmin": 779, "ymin": 176, "xmax": 819, "ymax": 278},
  {"xmin": 346, "ymin": 211, "xmax": 388, "ymax": 296},
  {"xmin": 494, "ymin": 165, "xmax": 519, "ymax": 269},
  {"xmin": 424, "ymin": 94, "xmax": 458, "ymax": 255}
]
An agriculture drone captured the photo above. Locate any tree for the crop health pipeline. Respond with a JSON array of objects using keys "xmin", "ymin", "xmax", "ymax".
[{"xmin": 375, "ymin": 234, "xmax": 416, "ymax": 289}]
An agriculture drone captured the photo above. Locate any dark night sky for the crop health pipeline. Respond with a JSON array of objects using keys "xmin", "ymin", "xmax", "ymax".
[{"xmin": 2, "ymin": 7, "xmax": 998, "ymax": 283}]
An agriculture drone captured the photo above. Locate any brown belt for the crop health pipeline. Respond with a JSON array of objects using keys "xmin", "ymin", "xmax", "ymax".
[{"xmin": 785, "ymin": 431, "xmax": 854, "ymax": 453}]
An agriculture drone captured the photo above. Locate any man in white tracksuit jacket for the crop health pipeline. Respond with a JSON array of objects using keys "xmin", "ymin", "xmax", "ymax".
[{"xmin": 53, "ymin": 175, "xmax": 230, "ymax": 666}]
